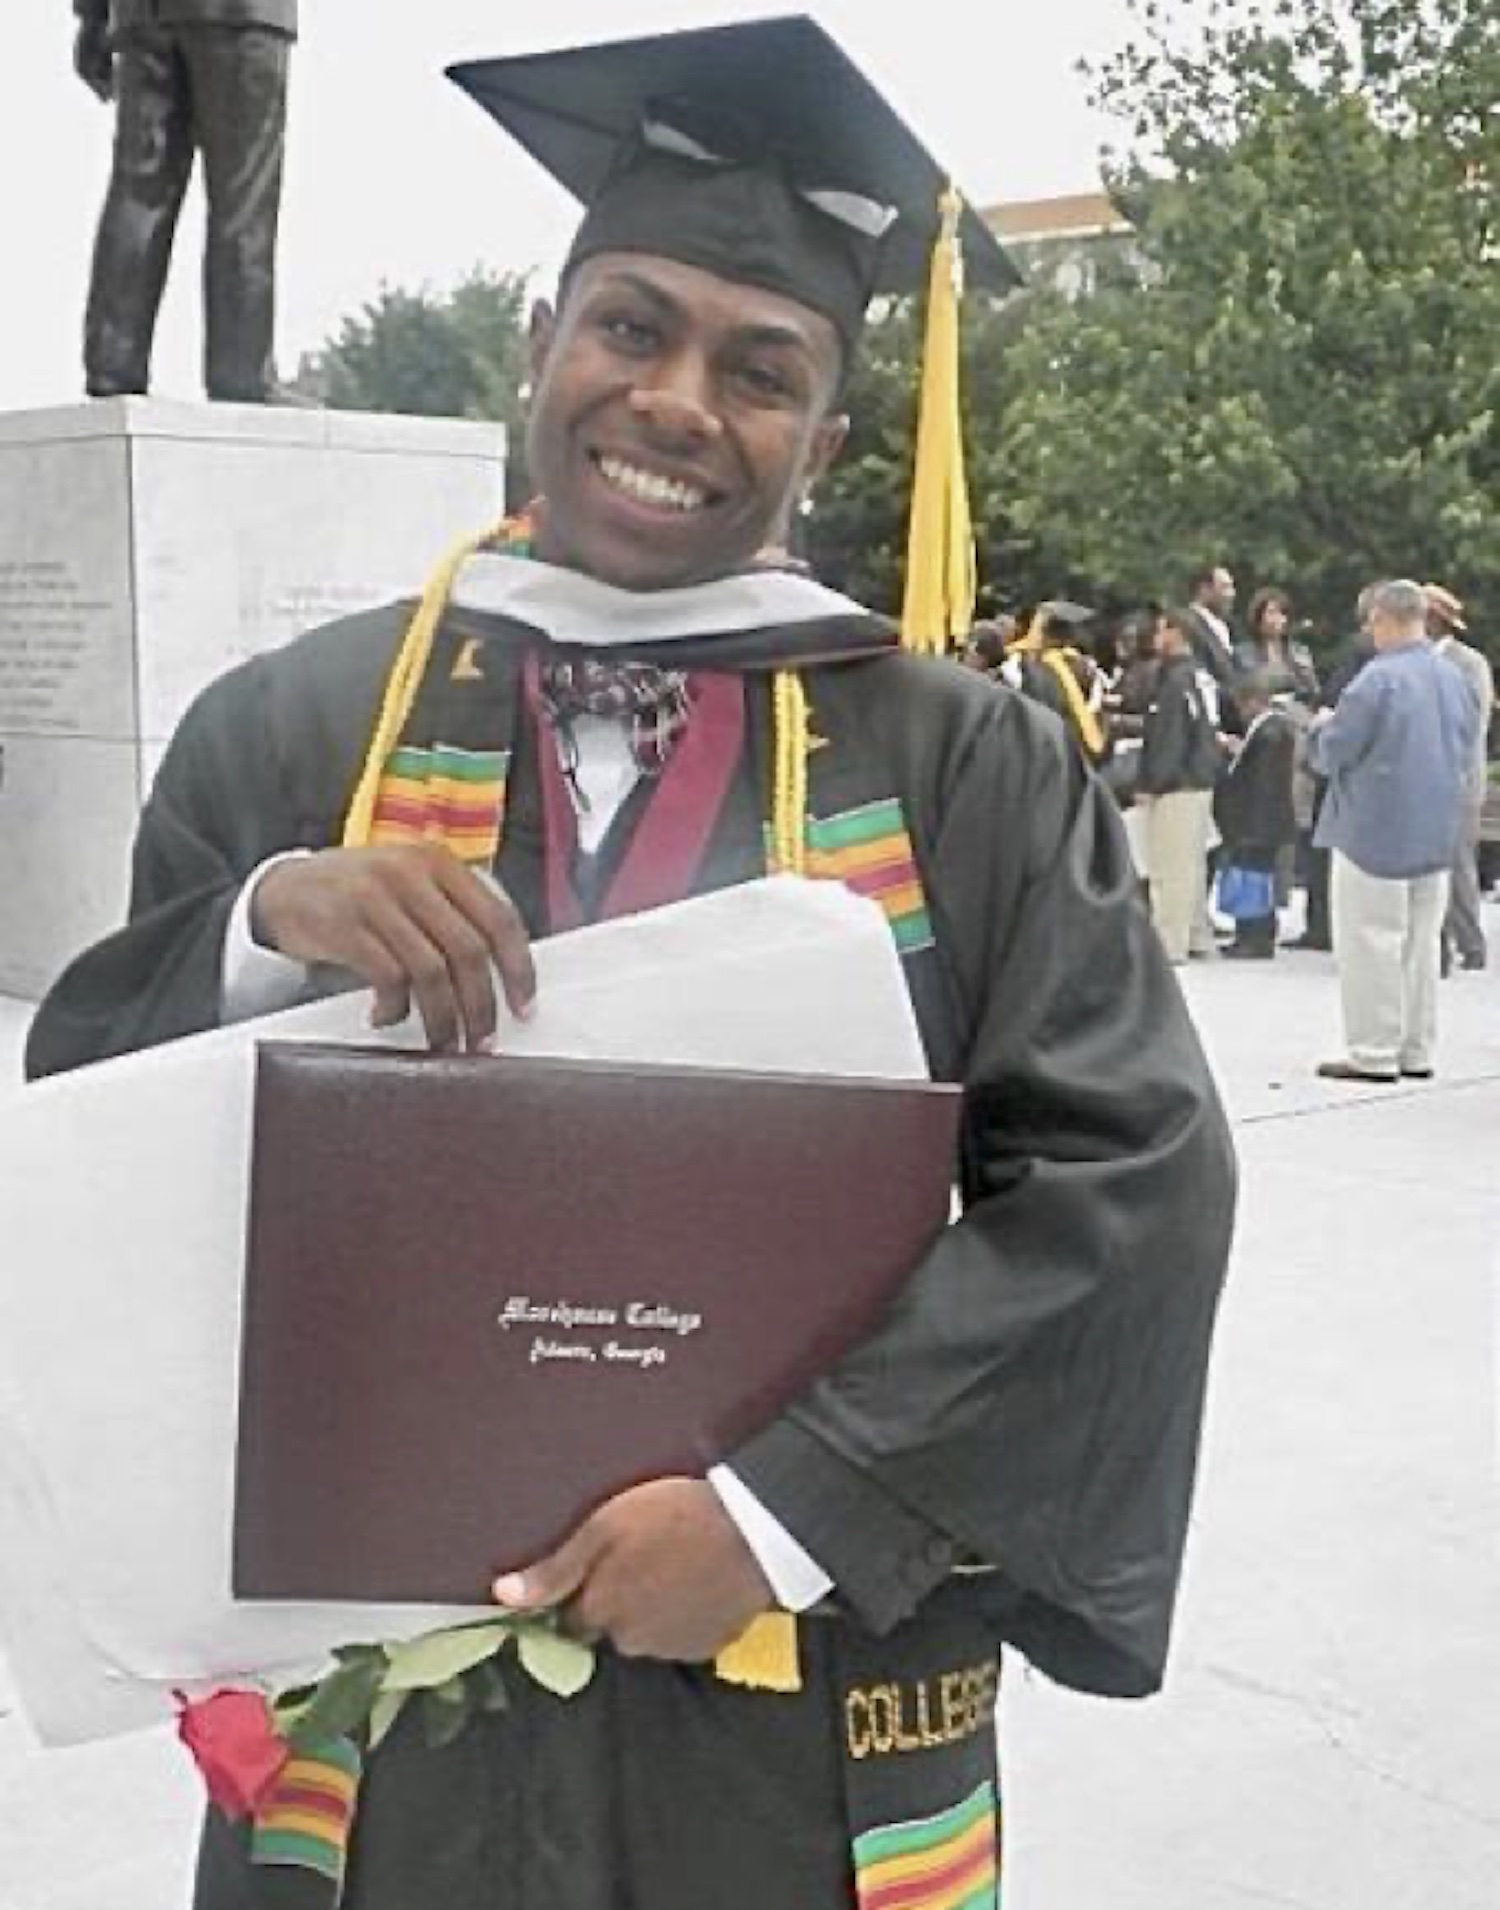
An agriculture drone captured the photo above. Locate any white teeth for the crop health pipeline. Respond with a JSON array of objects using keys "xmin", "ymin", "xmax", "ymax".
[{"xmin": 598, "ymin": 456, "xmax": 708, "ymax": 513}]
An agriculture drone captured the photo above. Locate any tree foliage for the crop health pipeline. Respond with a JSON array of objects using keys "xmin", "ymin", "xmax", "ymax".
[
  {"xmin": 1001, "ymin": 0, "xmax": 1500, "ymax": 636},
  {"xmin": 806, "ymin": 293, "xmax": 1043, "ymax": 618},
  {"xmin": 297, "ymin": 3, "xmax": 1500, "ymax": 641},
  {"xmin": 295, "ymin": 269, "xmax": 533, "ymax": 502}
]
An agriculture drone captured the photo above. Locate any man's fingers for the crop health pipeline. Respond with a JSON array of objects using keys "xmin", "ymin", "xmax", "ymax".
[
  {"xmin": 250, "ymin": 847, "xmax": 535, "ymax": 1048},
  {"xmin": 440, "ymin": 863, "xmax": 537, "ymax": 1023},
  {"xmin": 394, "ymin": 875, "xmax": 505, "ymax": 1052},
  {"xmin": 492, "ymin": 1519, "xmax": 605, "ymax": 1614},
  {"xmin": 363, "ymin": 897, "xmax": 466, "ymax": 1052},
  {"xmin": 347, "ymin": 927, "xmax": 412, "ymax": 1031}
]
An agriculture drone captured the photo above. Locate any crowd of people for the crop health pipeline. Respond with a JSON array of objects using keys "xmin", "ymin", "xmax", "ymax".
[{"xmin": 967, "ymin": 569, "xmax": 1493, "ymax": 1080}]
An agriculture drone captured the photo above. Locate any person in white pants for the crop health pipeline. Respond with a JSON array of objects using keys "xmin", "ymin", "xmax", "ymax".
[
  {"xmin": 1329, "ymin": 853, "xmax": 1448, "ymax": 1077},
  {"xmin": 1308, "ymin": 580, "xmax": 1480, "ymax": 1083},
  {"xmin": 1137, "ymin": 609, "xmax": 1225, "ymax": 965}
]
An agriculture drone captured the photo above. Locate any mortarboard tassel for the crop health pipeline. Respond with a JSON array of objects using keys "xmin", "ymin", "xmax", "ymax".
[{"xmin": 900, "ymin": 189, "xmax": 977, "ymax": 656}]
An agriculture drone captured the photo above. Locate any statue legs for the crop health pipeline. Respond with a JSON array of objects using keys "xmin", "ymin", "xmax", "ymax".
[
  {"xmin": 83, "ymin": 35, "xmax": 195, "ymax": 397},
  {"xmin": 179, "ymin": 25, "xmax": 290, "ymax": 402},
  {"xmin": 83, "ymin": 25, "xmax": 291, "ymax": 403}
]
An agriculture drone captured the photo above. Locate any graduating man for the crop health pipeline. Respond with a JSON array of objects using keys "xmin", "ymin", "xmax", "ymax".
[
  {"xmin": 998, "ymin": 599, "xmax": 1111, "ymax": 765},
  {"xmin": 28, "ymin": 20, "xmax": 1236, "ymax": 1908}
]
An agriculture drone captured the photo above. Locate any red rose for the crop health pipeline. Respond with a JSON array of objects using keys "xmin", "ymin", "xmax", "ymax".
[{"xmin": 176, "ymin": 1689, "xmax": 290, "ymax": 1820}]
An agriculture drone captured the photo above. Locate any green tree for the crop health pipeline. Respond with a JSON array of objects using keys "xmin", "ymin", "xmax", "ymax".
[
  {"xmin": 296, "ymin": 269, "xmax": 533, "ymax": 502},
  {"xmin": 1000, "ymin": 0, "xmax": 1500, "ymax": 642},
  {"xmin": 807, "ymin": 292, "xmax": 1036, "ymax": 618}
]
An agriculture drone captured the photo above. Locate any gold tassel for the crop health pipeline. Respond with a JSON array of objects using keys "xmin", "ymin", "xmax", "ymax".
[
  {"xmin": 771, "ymin": 670, "xmax": 810, "ymax": 875},
  {"xmin": 713, "ymin": 1612, "xmax": 802, "ymax": 1692},
  {"xmin": 900, "ymin": 188, "xmax": 976, "ymax": 655}
]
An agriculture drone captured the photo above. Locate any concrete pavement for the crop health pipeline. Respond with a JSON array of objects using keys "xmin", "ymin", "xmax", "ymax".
[{"xmin": 2, "ymin": 919, "xmax": 1497, "ymax": 1908}]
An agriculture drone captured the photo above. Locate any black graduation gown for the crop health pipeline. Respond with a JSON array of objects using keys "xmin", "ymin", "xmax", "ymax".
[
  {"xmin": 27, "ymin": 602, "xmax": 1236, "ymax": 1908},
  {"xmin": 1006, "ymin": 648, "xmax": 1109, "ymax": 765}
]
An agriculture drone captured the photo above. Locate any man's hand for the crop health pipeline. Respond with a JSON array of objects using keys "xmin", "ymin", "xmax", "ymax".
[
  {"xmin": 493, "ymin": 1479, "xmax": 775, "ymax": 1662},
  {"xmin": 251, "ymin": 844, "xmax": 536, "ymax": 1052},
  {"xmin": 74, "ymin": 19, "xmax": 114, "ymax": 102}
]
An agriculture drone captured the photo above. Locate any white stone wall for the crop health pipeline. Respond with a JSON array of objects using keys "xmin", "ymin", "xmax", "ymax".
[{"xmin": 0, "ymin": 400, "xmax": 505, "ymax": 998}]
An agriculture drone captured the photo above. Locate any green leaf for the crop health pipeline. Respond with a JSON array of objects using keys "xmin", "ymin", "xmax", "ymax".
[
  {"xmin": 475, "ymin": 1659, "xmax": 510, "ymax": 1714},
  {"xmin": 422, "ymin": 1680, "xmax": 473, "ymax": 1750},
  {"xmin": 286, "ymin": 1654, "xmax": 388, "ymax": 1752},
  {"xmin": 381, "ymin": 1622, "xmax": 516, "ymax": 1693},
  {"xmin": 367, "ymin": 1687, "xmax": 410, "ymax": 1753},
  {"xmin": 516, "ymin": 1624, "xmax": 596, "ymax": 1699},
  {"xmin": 270, "ymin": 1683, "xmax": 318, "ymax": 1733},
  {"xmin": 332, "ymin": 1642, "xmax": 387, "ymax": 1670}
]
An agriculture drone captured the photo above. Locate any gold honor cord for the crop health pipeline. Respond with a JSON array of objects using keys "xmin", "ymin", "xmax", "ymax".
[{"xmin": 771, "ymin": 669, "xmax": 811, "ymax": 876}]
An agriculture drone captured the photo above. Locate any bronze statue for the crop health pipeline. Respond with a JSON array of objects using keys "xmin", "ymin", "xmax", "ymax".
[{"xmin": 73, "ymin": 0, "xmax": 297, "ymax": 402}]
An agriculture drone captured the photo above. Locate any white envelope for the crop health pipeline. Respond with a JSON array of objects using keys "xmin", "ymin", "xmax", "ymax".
[{"xmin": 0, "ymin": 878, "xmax": 928, "ymax": 1744}]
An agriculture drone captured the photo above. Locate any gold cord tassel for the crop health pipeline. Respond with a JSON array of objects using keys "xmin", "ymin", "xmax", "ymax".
[
  {"xmin": 771, "ymin": 670, "xmax": 810, "ymax": 875},
  {"xmin": 713, "ymin": 1612, "xmax": 802, "ymax": 1692}
]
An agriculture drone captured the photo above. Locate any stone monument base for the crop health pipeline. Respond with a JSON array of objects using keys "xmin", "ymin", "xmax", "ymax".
[{"xmin": 0, "ymin": 400, "xmax": 505, "ymax": 1000}]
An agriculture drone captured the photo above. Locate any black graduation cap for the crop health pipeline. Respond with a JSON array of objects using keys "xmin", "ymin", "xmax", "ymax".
[
  {"xmin": 447, "ymin": 16, "xmax": 1019, "ymax": 351},
  {"xmin": 1034, "ymin": 599, "xmax": 1096, "ymax": 629}
]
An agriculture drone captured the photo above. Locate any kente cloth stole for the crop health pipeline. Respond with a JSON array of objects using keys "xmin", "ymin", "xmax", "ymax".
[
  {"xmin": 250, "ymin": 1737, "xmax": 361, "ymax": 1899},
  {"xmin": 836, "ymin": 1588, "xmax": 1003, "ymax": 1910}
]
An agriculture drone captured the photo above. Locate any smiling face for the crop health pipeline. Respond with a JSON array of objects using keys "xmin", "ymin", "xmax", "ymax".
[{"xmin": 524, "ymin": 253, "xmax": 850, "ymax": 591}]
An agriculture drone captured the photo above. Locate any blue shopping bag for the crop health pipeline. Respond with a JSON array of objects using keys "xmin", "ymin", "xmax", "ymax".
[{"xmin": 1216, "ymin": 864, "xmax": 1276, "ymax": 920}]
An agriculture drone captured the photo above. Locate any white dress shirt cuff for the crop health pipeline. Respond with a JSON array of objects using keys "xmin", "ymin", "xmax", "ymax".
[
  {"xmin": 708, "ymin": 1464, "xmax": 834, "ymax": 1613},
  {"xmin": 221, "ymin": 851, "xmax": 315, "ymax": 1022}
]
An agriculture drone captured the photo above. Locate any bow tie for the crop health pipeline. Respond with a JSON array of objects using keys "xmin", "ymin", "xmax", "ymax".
[{"xmin": 537, "ymin": 658, "xmax": 692, "ymax": 778}]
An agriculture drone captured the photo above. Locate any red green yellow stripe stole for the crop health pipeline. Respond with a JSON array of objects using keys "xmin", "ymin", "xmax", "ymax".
[
  {"xmin": 367, "ymin": 743, "xmax": 511, "ymax": 865},
  {"xmin": 251, "ymin": 1737, "xmax": 361, "ymax": 1895},
  {"xmin": 853, "ymin": 1781, "xmax": 999, "ymax": 1910},
  {"xmin": 803, "ymin": 800, "xmax": 935, "ymax": 955}
]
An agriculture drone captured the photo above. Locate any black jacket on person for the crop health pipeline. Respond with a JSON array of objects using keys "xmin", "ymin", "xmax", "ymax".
[
  {"xmin": 1138, "ymin": 655, "xmax": 1223, "ymax": 796},
  {"xmin": 1214, "ymin": 710, "xmax": 1297, "ymax": 871},
  {"xmin": 1183, "ymin": 607, "xmax": 1237, "ymax": 694}
]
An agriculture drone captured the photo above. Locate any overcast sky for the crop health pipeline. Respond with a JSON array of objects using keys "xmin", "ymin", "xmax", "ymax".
[{"xmin": 0, "ymin": 2, "xmax": 1135, "ymax": 411}]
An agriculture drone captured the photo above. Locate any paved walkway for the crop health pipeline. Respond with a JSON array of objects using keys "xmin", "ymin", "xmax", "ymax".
[{"xmin": 2, "ymin": 918, "xmax": 1498, "ymax": 1909}]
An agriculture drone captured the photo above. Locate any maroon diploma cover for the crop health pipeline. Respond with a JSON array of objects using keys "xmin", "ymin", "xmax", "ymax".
[{"xmin": 234, "ymin": 1042, "xmax": 961, "ymax": 1603}]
